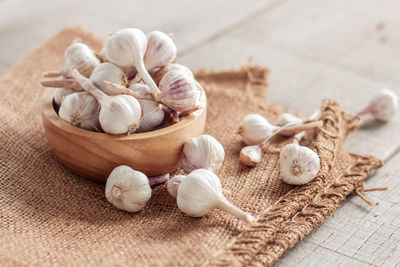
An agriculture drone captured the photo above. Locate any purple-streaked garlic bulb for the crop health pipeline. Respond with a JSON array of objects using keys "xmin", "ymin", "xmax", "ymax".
[
  {"xmin": 158, "ymin": 70, "xmax": 201, "ymax": 112},
  {"xmin": 144, "ymin": 31, "xmax": 177, "ymax": 72},
  {"xmin": 357, "ymin": 89, "xmax": 399, "ymax": 122}
]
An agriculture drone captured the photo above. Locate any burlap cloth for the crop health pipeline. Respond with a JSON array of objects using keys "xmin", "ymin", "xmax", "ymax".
[{"xmin": 0, "ymin": 27, "xmax": 383, "ymax": 266}]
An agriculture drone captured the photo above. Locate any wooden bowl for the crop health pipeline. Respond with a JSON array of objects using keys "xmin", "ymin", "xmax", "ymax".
[{"xmin": 41, "ymin": 88, "xmax": 207, "ymax": 183}]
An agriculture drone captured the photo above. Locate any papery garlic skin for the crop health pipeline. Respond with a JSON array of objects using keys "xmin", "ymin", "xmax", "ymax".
[
  {"xmin": 167, "ymin": 175, "xmax": 185, "ymax": 198},
  {"xmin": 64, "ymin": 42, "xmax": 100, "ymax": 78},
  {"xmin": 177, "ymin": 169, "xmax": 254, "ymax": 223},
  {"xmin": 59, "ymin": 92, "xmax": 100, "ymax": 131},
  {"xmin": 276, "ymin": 113, "xmax": 303, "ymax": 127},
  {"xmin": 90, "ymin": 63, "xmax": 127, "ymax": 95},
  {"xmin": 144, "ymin": 31, "xmax": 177, "ymax": 72},
  {"xmin": 279, "ymin": 144, "xmax": 320, "ymax": 185},
  {"xmin": 53, "ymin": 88, "xmax": 74, "ymax": 107},
  {"xmin": 237, "ymin": 114, "xmax": 278, "ymax": 145},
  {"xmin": 99, "ymin": 94, "xmax": 142, "ymax": 134},
  {"xmin": 239, "ymin": 145, "xmax": 262, "ymax": 167},
  {"xmin": 363, "ymin": 89, "xmax": 399, "ymax": 122},
  {"xmin": 105, "ymin": 165, "xmax": 151, "ymax": 212},
  {"xmin": 159, "ymin": 70, "xmax": 200, "ymax": 112},
  {"xmin": 180, "ymin": 135, "xmax": 225, "ymax": 173}
]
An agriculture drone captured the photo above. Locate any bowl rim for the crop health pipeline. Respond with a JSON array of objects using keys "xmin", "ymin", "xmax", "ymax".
[{"xmin": 41, "ymin": 88, "xmax": 207, "ymax": 140}]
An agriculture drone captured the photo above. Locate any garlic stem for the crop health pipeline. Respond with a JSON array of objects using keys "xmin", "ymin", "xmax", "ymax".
[
  {"xmin": 43, "ymin": 69, "xmax": 66, "ymax": 78},
  {"xmin": 129, "ymin": 74, "xmax": 142, "ymax": 85},
  {"xmin": 137, "ymin": 61, "xmax": 162, "ymax": 97},
  {"xmin": 104, "ymin": 81, "xmax": 155, "ymax": 100},
  {"xmin": 148, "ymin": 173, "xmax": 170, "ymax": 186},
  {"xmin": 41, "ymin": 79, "xmax": 82, "ymax": 90},
  {"xmin": 292, "ymin": 131, "xmax": 306, "ymax": 145},
  {"xmin": 278, "ymin": 120, "xmax": 323, "ymax": 136},
  {"xmin": 217, "ymin": 198, "xmax": 255, "ymax": 223},
  {"xmin": 69, "ymin": 69, "xmax": 107, "ymax": 103}
]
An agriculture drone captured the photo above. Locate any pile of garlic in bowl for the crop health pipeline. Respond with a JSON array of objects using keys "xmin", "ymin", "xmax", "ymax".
[
  {"xmin": 40, "ymin": 27, "xmax": 400, "ymax": 224},
  {"xmin": 41, "ymin": 28, "xmax": 203, "ymax": 135}
]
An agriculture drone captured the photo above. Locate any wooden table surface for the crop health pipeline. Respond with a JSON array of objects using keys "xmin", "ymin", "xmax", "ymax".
[{"xmin": 1, "ymin": 0, "xmax": 399, "ymax": 265}]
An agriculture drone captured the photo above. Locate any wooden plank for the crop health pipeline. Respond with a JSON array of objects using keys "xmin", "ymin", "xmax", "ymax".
[
  {"xmin": 179, "ymin": 0, "xmax": 400, "ymax": 265},
  {"xmin": 0, "ymin": 0, "xmax": 279, "ymax": 75}
]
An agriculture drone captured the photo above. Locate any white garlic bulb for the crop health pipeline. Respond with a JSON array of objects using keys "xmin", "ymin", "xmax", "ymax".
[
  {"xmin": 180, "ymin": 135, "xmax": 225, "ymax": 173},
  {"xmin": 177, "ymin": 169, "xmax": 254, "ymax": 223},
  {"xmin": 237, "ymin": 114, "xmax": 278, "ymax": 145},
  {"xmin": 357, "ymin": 89, "xmax": 399, "ymax": 122},
  {"xmin": 59, "ymin": 92, "xmax": 100, "ymax": 131},
  {"xmin": 53, "ymin": 88, "xmax": 74, "ymax": 107},
  {"xmin": 275, "ymin": 113, "xmax": 303, "ymax": 127},
  {"xmin": 90, "ymin": 63, "xmax": 127, "ymax": 95},
  {"xmin": 44, "ymin": 41, "xmax": 100, "ymax": 78},
  {"xmin": 105, "ymin": 28, "xmax": 161, "ymax": 97},
  {"xmin": 239, "ymin": 145, "xmax": 262, "ymax": 167},
  {"xmin": 129, "ymin": 83, "xmax": 165, "ymax": 132},
  {"xmin": 70, "ymin": 69, "xmax": 142, "ymax": 135},
  {"xmin": 144, "ymin": 31, "xmax": 177, "ymax": 72},
  {"xmin": 159, "ymin": 70, "xmax": 200, "ymax": 112},
  {"xmin": 105, "ymin": 165, "xmax": 152, "ymax": 212},
  {"xmin": 279, "ymin": 144, "xmax": 320, "ymax": 185},
  {"xmin": 167, "ymin": 175, "xmax": 185, "ymax": 198}
]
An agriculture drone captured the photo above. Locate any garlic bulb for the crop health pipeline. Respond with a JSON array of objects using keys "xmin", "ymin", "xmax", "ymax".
[
  {"xmin": 70, "ymin": 69, "xmax": 142, "ymax": 135},
  {"xmin": 59, "ymin": 92, "xmax": 100, "ymax": 131},
  {"xmin": 239, "ymin": 145, "xmax": 262, "ymax": 167},
  {"xmin": 275, "ymin": 113, "xmax": 303, "ymax": 127},
  {"xmin": 357, "ymin": 89, "xmax": 399, "ymax": 122},
  {"xmin": 144, "ymin": 31, "xmax": 177, "ymax": 72},
  {"xmin": 167, "ymin": 175, "xmax": 186, "ymax": 198},
  {"xmin": 159, "ymin": 70, "xmax": 200, "ymax": 112},
  {"xmin": 44, "ymin": 41, "xmax": 100, "ymax": 78},
  {"xmin": 279, "ymin": 144, "xmax": 320, "ymax": 185},
  {"xmin": 177, "ymin": 169, "xmax": 254, "ymax": 223},
  {"xmin": 148, "ymin": 173, "xmax": 170, "ymax": 186},
  {"xmin": 237, "ymin": 114, "xmax": 278, "ymax": 145},
  {"xmin": 105, "ymin": 28, "xmax": 161, "ymax": 97},
  {"xmin": 53, "ymin": 88, "xmax": 74, "ymax": 107},
  {"xmin": 105, "ymin": 165, "xmax": 152, "ymax": 212},
  {"xmin": 180, "ymin": 134, "xmax": 225, "ymax": 173},
  {"xmin": 90, "ymin": 63, "xmax": 128, "ymax": 95},
  {"xmin": 129, "ymin": 83, "xmax": 165, "ymax": 132}
]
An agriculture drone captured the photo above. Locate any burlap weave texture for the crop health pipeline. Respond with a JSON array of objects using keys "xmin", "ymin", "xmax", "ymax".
[{"xmin": 0, "ymin": 27, "xmax": 382, "ymax": 266}]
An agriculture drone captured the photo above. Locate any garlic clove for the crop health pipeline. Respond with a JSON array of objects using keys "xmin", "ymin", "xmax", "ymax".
[
  {"xmin": 105, "ymin": 165, "xmax": 152, "ymax": 212},
  {"xmin": 237, "ymin": 114, "xmax": 278, "ymax": 145},
  {"xmin": 44, "ymin": 41, "xmax": 100, "ymax": 78},
  {"xmin": 239, "ymin": 145, "xmax": 262, "ymax": 167},
  {"xmin": 180, "ymin": 134, "xmax": 225, "ymax": 173},
  {"xmin": 53, "ymin": 88, "xmax": 74, "ymax": 107},
  {"xmin": 144, "ymin": 31, "xmax": 177, "ymax": 72},
  {"xmin": 357, "ymin": 89, "xmax": 399, "ymax": 122},
  {"xmin": 70, "ymin": 69, "xmax": 142, "ymax": 135},
  {"xmin": 90, "ymin": 63, "xmax": 127, "ymax": 95},
  {"xmin": 167, "ymin": 175, "xmax": 186, "ymax": 198},
  {"xmin": 279, "ymin": 144, "xmax": 320, "ymax": 185},
  {"xmin": 59, "ymin": 91, "xmax": 100, "ymax": 131},
  {"xmin": 177, "ymin": 169, "xmax": 254, "ymax": 223},
  {"xmin": 159, "ymin": 70, "xmax": 201, "ymax": 113},
  {"xmin": 105, "ymin": 28, "xmax": 161, "ymax": 97}
]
